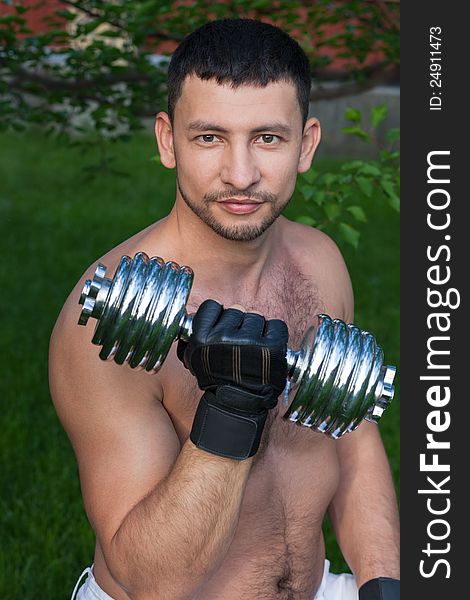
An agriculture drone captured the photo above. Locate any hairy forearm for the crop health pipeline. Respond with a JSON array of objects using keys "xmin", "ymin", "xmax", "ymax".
[
  {"xmin": 328, "ymin": 424, "xmax": 400, "ymax": 588},
  {"xmin": 109, "ymin": 439, "xmax": 253, "ymax": 599}
]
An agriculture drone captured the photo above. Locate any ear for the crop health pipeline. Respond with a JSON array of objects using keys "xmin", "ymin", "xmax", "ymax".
[
  {"xmin": 297, "ymin": 117, "xmax": 321, "ymax": 173},
  {"xmin": 155, "ymin": 112, "xmax": 176, "ymax": 169}
]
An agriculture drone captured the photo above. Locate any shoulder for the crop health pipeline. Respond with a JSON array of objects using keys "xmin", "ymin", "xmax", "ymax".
[
  {"xmin": 49, "ymin": 242, "xmax": 136, "ymax": 384},
  {"xmin": 50, "ymin": 218, "xmax": 166, "ymax": 367},
  {"xmin": 279, "ymin": 218, "xmax": 354, "ymax": 322},
  {"xmin": 49, "ymin": 228, "xmax": 166, "ymax": 432}
]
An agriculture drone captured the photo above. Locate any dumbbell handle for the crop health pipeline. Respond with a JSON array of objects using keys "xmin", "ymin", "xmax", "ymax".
[
  {"xmin": 178, "ymin": 311, "xmax": 300, "ymax": 378},
  {"xmin": 81, "ymin": 271, "xmax": 304, "ymax": 380}
]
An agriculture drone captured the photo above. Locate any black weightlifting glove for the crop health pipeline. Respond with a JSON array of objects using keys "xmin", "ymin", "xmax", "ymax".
[
  {"xmin": 359, "ymin": 577, "xmax": 400, "ymax": 600},
  {"xmin": 177, "ymin": 299, "xmax": 288, "ymax": 460}
]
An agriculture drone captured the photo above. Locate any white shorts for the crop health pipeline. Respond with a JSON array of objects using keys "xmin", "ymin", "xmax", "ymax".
[
  {"xmin": 314, "ymin": 559, "xmax": 358, "ymax": 599},
  {"xmin": 72, "ymin": 566, "xmax": 113, "ymax": 600},
  {"xmin": 71, "ymin": 559, "xmax": 358, "ymax": 600}
]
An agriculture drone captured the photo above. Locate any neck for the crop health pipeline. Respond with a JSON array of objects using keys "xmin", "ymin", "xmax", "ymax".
[{"xmin": 153, "ymin": 198, "xmax": 282, "ymax": 293}]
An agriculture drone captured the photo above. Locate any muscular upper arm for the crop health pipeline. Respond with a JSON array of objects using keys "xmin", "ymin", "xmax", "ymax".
[
  {"xmin": 335, "ymin": 420, "xmax": 390, "ymax": 477},
  {"xmin": 49, "ymin": 274, "xmax": 181, "ymax": 551}
]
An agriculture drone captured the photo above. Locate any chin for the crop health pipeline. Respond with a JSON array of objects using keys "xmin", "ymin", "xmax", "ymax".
[
  {"xmin": 206, "ymin": 214, "xmax": 278, "ymax": 242},
  {"xmin": 178, "ymin": 182, "xmax": 285, "ymax": 241}
]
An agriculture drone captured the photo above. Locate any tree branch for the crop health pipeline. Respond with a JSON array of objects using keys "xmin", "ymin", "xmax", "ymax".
[
  {"xmin": 8, "ymin": 65, "xmax": 152, "ymax": 93},
  {"xmin": 57, "ymin": 0, "xmax": 184, "ymax": 43},
  {"xmin": 59, "ymin": 0, "xmax": 126, "ymax": 29}
]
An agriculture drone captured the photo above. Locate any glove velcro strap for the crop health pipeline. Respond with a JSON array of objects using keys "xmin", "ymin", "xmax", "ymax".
[
  {"xmin": 359, "ymin": 577, "xmax": 400, "ymax": 600},
  {"xmin": 190, "ymin": 390, "xmax": 268, "ymax": 460}
]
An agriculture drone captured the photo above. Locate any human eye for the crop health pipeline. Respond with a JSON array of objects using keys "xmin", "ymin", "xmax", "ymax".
[
  {"xmin": 197, "ymin": 134, "xmax": 221, "ymax": 143},
  {"xmin": 254, "ymin": 134, "xmax": 282, "ymax": 145}
]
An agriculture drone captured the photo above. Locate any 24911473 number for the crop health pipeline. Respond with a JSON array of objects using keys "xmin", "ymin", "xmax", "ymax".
[{"xmin": 429, "ymin": 27, "xmax": 442, "ymax": 110}]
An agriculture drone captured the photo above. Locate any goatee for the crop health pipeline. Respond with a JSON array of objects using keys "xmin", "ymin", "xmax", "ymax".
[{"xmin": 176, "ymin": 176, "xmax": 287, "ymax": 242}]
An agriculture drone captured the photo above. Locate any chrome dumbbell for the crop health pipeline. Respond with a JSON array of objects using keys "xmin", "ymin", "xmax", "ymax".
[{"xmin": 78, "ymin": 252, "xmax": 396, "ymax": 438}]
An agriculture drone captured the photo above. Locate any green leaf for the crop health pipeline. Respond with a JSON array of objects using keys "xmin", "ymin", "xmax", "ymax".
[
  {"xmin": 357, "ymin": 163, "xmax": 381, "ymax": 177},
  {"xmin": 251, "ymin": 0, "xmax": 272, "ymax": 7},
  {"xmin": 0, "ymin": 15, "xmax": 24, "ymax": 24},
  {"xmin": 324, "ymin": 203, "xmax": 341, "ymax": 221},
  {"xmin": 344, "ymin": 107, "xmax": 362, "ymax": 123},
  {"xmin": 371, "ymin": 104, "xmax": 388, "ymax": 128},
  {"xmin": 380, "ymin": 178, "xmax": 396, "ymax": 197},
  {"xmin": 296, "ymin": 215, "xmax": 317, "ymax": 227},
  {"xmin": 299, "ymin": 184, "xmax": 315, "ymax": 200},
  {"xmin": 313, "ymin": 191, "xmax": 326, "ymax": 206},
  {"xmin": 387, "ymin": 194, "xmax": 400, "ymax": 212},
  {"xmin": 301, "ymin": 168, "xmax": 317, "ymax": 184},
  {"xmin": 380, "ymin": 179, "xmax": 400, "ymax": 212},
  {"xmin": 99, "ymin": 30, "xmax": 122, "ymax": 38},
  {"xmin": 342, "ymin": 126, "xmax": 369, "ymax": 142},
  {"xmin": 322, "ymin": 173, "xmax": 337, "ymax": 187},
  {"xmin": 338, "ymin": 173, "xmax": 353, "ymax": 185},
  {"xmin": 54, "ymin": 9, "xmax": 77, "ymax": 21},
  {"xmin": 386, "ymin": 128, "xmax": 400, "ymax": 142},
  {"xmin": 355, "ymin": 176, "xmax": 374, "ymax": 198},
  {"xmin": 338, "ymin": 222, "xmax": 360, "ymax": 248},
  {"xmin": 380, "ymin": 149, "xmax": 400, "ymax": 162},
  {"xmin": 341, "ymin": 160, "xmax": 365, "ymax": 172},
  {"xmin": 347, "ymin": 205, "xmax": 367, "ymax": 222}
]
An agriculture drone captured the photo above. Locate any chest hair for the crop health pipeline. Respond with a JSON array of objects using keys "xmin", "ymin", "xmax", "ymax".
[
  {"xmin": 180, "ymin": 261, "xmax": 324, "ymax": 459},
  {"xmin": 188, "ymin": 261, "xmax": 323, "ymax": 348}
]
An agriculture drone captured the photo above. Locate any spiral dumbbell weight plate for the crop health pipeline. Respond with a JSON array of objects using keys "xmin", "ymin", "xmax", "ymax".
[
  {"xmin": 79, "ymin": 252, "xmax": 194, "ymax": 372},
  {"xmin": 285, "ymin": 316, "xmax": 394, "ymax": 438}
]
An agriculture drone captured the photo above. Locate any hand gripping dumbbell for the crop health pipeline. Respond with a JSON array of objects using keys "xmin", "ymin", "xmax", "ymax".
[{"xmin": 78, "ymin": 252, "xmax": 396, "ymax": 438}]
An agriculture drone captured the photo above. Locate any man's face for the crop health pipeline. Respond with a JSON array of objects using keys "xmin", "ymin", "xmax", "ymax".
[{"xmin": 167, "ymin": 75, "xmax": 312, "ymax": 241}]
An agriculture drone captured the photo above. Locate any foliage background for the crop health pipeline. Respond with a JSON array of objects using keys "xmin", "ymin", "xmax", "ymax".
[{"xmin": 0, "ymin": 1, "xmax": 399, "ymax": 596}]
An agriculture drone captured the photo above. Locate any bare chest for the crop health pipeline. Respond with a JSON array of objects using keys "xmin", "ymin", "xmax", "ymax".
[
  {"xmin": 157, "ymin": 261, "xmax": 340, "ymax": 489},
  {"xmin": 155, "ymin": 265, "xmax": 340, "ymax": 599},
  {"xmin": 159, "ymin": 260, "xmax": 323, "ymax": 433}
]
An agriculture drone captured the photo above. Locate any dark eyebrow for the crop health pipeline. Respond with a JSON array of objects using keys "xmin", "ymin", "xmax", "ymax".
[
  {"xmin": 250, "ymin": 123, "xmax": 292, "ymax": 136},
  {"xmin": 188, "ymin": 120, "xmax": 229, "ymax": 133},
  {"xmin": 187, "ymin": 120, "xmax": 292, "ymax": 136}
]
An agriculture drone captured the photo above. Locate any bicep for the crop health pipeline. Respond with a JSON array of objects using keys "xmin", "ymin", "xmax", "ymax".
[
  {"xmin": 328, "ymin": 422, "xmax": 393, "ymax": 530},
  {"xmin": 334, "ymin": 421, "xmax": 393, "ymax": 488},
  {"xmin": 49, "ymin": 304, "xmax": 181, "ymax": 550},
  {"xmin": 78, "ymin": 389, "xmax": 181, "ymax": 548}
]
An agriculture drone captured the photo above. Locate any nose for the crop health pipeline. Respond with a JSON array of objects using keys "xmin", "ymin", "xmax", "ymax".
[{"xmin": 219, "ymin": 142, "xmax": 261, "ymax": 190}]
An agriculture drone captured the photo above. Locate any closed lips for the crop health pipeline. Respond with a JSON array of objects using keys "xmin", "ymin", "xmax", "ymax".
[{"xmin": 219, "ymin": 198, "xmax": 262, "ymax": 203}]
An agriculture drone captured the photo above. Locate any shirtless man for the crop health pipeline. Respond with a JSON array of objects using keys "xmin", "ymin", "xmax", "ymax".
[{"xmin": 49, "ymin": 18, "xmax": 400, "ymax": 600}]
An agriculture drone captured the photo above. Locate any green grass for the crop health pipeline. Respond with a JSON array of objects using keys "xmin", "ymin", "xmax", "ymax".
[{"xmin": 0, "ymin": 131, "xmax": 399, "ymax": 597}]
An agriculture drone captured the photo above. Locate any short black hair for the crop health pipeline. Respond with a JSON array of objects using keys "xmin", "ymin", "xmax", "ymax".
[{"xmin": 167, "ymin": 18, "xmax": 311, "ymax": 125}]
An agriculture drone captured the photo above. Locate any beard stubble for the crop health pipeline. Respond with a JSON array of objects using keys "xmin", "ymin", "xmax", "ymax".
[{"xmin": 176, "ymin": 174, "xmax": 289, "ymax": 242}]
